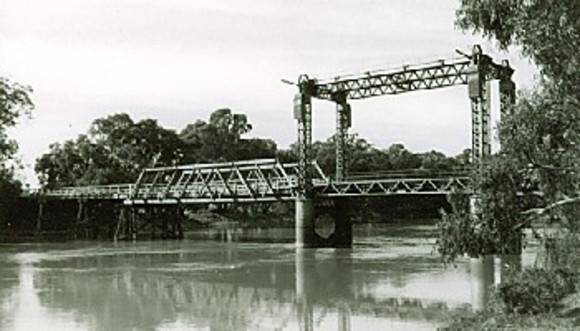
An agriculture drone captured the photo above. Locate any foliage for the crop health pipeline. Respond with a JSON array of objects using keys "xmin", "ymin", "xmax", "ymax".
[
  {"xmin": 438, "ymin": 0, "xmax": 580, "ymax": 264},
  {"xmin": 0, "ymin": 167, "xmax": 22, "ymax": 226},
  {"xmin": 0, "ymin": 77, "xmax": 33, "ymax": 227},
  {"xmin": 36, "ymin": 114, "xmax": 184, "ymax": 188},
  {"xmin": 436, "ymin": 192, "xmax": 494, "ymax": 262},
  {"xmin": 501, "ymin": 88, "xmax": 580, "ymax": 232},
  {"xmin": 498, "ymin": 267, "xmax": 576, "ymax": 314},
  {"xmin": 442, "ymin": 302, "xmax": 577, "ymax": 331},
  {"xmin": 456, "ymin": 0, "xmax": 580, "ymax": 231},
  {"xmin": 0, "ymin": 77, "xmax": 33, "ymax": 163},
  {"xmin": 456, "ymin": 0, "xmax": 580, "ymax": 92},
  {"xmin": 36, "ymin": 109, "xmax": 278, "ymax": 188},
  {"xmin": 442, "ymin": 267, "xmax": 579, "ymax": 330},
  {"xmin": 436, "ymin": 153, "xmax": 529, "ymax": 261},
  {"xmin": 179, "ymin": 108, "xmax": 274, "ymax": 163},
  {"xmin": 281, "ymin": 134, "xmax": 465, "ymax": 178}
]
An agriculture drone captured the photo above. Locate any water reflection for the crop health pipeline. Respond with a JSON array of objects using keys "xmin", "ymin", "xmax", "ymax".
[{"xmin": 0, "ymin": 227, "xmax": 479, "ymax": 330}]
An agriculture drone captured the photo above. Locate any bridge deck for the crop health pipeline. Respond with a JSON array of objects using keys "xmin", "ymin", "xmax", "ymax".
[{"xmin": 33, "ymin": 159, "xmax": 470, "ymax": 204}]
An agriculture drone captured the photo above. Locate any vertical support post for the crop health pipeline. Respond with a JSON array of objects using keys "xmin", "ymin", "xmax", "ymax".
[
  {"xmin": 497, "ymin": 59, "xmax": 521, "ymax": 281},
  {"xmin": 468, "ymin": 45, "xmax": 492, "ymax": 164},
  {"xmin": 470, "ymin": 255, "xmax": 495, "ymax": 312},
  {"xmin": 176, "ymin": 205, "xmax": 184, "ymax": 239},
  {"xmin": 36, "ymin": 200, "xmax": 44, "ymax": 233},
  {"xmin": 114, "ymin": 207, "xmax": 125, "ymax": 241},
  {"xmin": 131, "ymin": 207, "xmax": 137, "ymax": 241},
  {"xmin": 294, "ymin": 85, "xmax": 313, "ymax": 195},
  {"xmin": 76, "ymin": 199, "xmax": 84, "ymax": 224},
  {"xmin": 499, "ymin": 60, "xmax": 516, "ymax": 120},
  {"xmin": 150, "ymin": 207, "xmax": 156, "ymax": 239},
  {"xmin": 467, "ymin": 44, "xmax": 491, "ymax": 227},
  {"xmin": 467, "ymin": 45, "xmax": 495, "ymax": 308},
  {"xmin": 294, "ymin": 76, "xmax": 316, "ymax": 248},
  {"xmin": 334, "ymin": 92, "xmax": 351, "ymax": 182},
  {"xmin": 73, "ymin": 199, "xmax": 83, "ymax": 239}
]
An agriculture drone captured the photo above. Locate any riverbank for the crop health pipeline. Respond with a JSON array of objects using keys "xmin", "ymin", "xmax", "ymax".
[
  {"xmin": 442, "ymin": 288, "xmax": 580, "ymax": 330},
  {"xmin": 441, "ymin": 256, "xmax": 580, "ymax": 330}
]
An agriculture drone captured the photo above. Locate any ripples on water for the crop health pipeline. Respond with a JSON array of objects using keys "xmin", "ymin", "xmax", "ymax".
[{"xmin": 0, "ymin": 224, "xmax": 536, "ymax": 331}]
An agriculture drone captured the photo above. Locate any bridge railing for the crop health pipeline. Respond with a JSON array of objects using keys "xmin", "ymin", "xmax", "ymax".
[
  {"xmin": 319, "ymin": 168, "xmax": 471, "ymax": 196},
  {"xmin": 340, "ymin": 168, "xmax": 471, "ymax": 181},
  {"xmin": 40, "ymin": 184, "xmax": 135, "ymax": 199}
]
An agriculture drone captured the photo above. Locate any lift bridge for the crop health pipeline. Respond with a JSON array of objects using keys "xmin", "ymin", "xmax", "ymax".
[{"xmin": 35, "ymin": 45, "xmax": 516, "ymax": 247}]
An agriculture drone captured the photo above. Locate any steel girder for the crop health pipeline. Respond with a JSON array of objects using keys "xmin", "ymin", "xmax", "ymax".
[
  {"xmin": 318, "ymin": 176, "xmax": 470, "ymax": 197},
  {"xmin": 307, "ymin": 56, "xmax": 509, "ymax": 101}
]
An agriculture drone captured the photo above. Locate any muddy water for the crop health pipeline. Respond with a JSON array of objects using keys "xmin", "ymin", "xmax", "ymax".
[{"xmin": 0, "ymin": 224, "xmax": 535, "ymax": 331}]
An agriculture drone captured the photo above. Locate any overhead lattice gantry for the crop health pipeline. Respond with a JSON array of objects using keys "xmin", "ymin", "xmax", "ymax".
[{"xmin": 291, "ymin": 44, "xmax": 516, "ymax": 194}]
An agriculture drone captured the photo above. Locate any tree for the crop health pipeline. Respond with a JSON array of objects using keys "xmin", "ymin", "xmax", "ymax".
[
  {"xmin": 0, "ymin": 78, "xmax": 33, "ymax": 163},
  {"xmin": 179, "ymin": 108, "xmax": 270, "ymax": 163},
  {"xmin": 457, "ymin": 0, "xmax": 580, "ymax": 230},
  {"xmin": 36, "ymin": 113, "xmax": 184, "ymax": 188},
  {"xmin": 0, "ymin": 77, "xmax": 34, "ymax": 227},
  {"xmin": 437, "ymin": 0, "xmax": 580, "ymax": 266},
  {"xmin": 236, "ymin": 138, "xmax": 277, "ymax": 160},
  {"xmin": 420, "ymin": 150, "xmax": 461, "ymax": 171},
  {"xmin": 384, "ymin": 144, "xmax": 422, "ymax": 170},
  {"xmin": 456, "ymin": 0, "xmax": 580, "ymax": 93},
  {"xmin": 36, "ymin": 110, "xmax": 275, "ymax": 188}
]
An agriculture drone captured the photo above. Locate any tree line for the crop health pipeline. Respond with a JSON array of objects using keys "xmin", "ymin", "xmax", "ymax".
[{"xmin": 34, "ymin": 109, "xmax": 469, "ymax": 189}]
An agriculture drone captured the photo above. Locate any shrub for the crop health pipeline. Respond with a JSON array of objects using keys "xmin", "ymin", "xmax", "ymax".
[{"xmin": 497, "ymin": 268, "xmax": 576, "ymax": 314}]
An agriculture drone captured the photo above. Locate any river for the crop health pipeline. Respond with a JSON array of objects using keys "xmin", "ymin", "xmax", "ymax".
[{"xmin": 0, "ymin": 224, "xmax": 536, "ymax": 331}]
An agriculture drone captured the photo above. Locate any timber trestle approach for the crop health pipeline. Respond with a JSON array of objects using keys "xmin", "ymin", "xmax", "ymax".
[{"xmin": 32, "ymin": 45, "xmax": 516, "ymax": 248}]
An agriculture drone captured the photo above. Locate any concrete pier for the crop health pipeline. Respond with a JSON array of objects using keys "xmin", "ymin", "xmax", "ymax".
[
  {"xmin": 295, "ymin": 198, "xmax": 316, "ymax": 248},
  {"xmin": 470, "ymin": 255, "xmax": 495, "ymax": 311},
  {"xmin": 295, "ymin": 198, "xmax": 353, "ymax": 248},
  {"xmin": 330, "ymin": 199, "xmax": 353, "ymax": 248}
]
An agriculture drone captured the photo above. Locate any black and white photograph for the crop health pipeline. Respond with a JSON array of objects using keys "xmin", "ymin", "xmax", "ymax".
[{"xmin": 1, "ymin": 1, "xmax": 579, "ymax": 330}]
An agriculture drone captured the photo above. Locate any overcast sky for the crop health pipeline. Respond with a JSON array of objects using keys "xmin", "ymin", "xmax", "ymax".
[{"xmin": 1, "ymin": 0, "xmax": 537, "ymax": 186}]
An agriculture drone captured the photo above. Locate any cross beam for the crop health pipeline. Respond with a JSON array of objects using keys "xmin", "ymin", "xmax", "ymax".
[{"xmin": 306, "ymin": 49, "xmax": 511, "ymax": 101}]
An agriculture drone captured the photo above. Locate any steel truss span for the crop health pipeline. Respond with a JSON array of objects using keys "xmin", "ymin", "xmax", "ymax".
[{"xmin": 36, "ymin": 158, "xmax": 471, "ymax": 204}]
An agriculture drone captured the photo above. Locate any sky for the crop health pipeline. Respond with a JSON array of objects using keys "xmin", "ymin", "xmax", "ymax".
[{"xmin": 0, "ymin": 0, "xmax": 537, "ymax": 187}]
